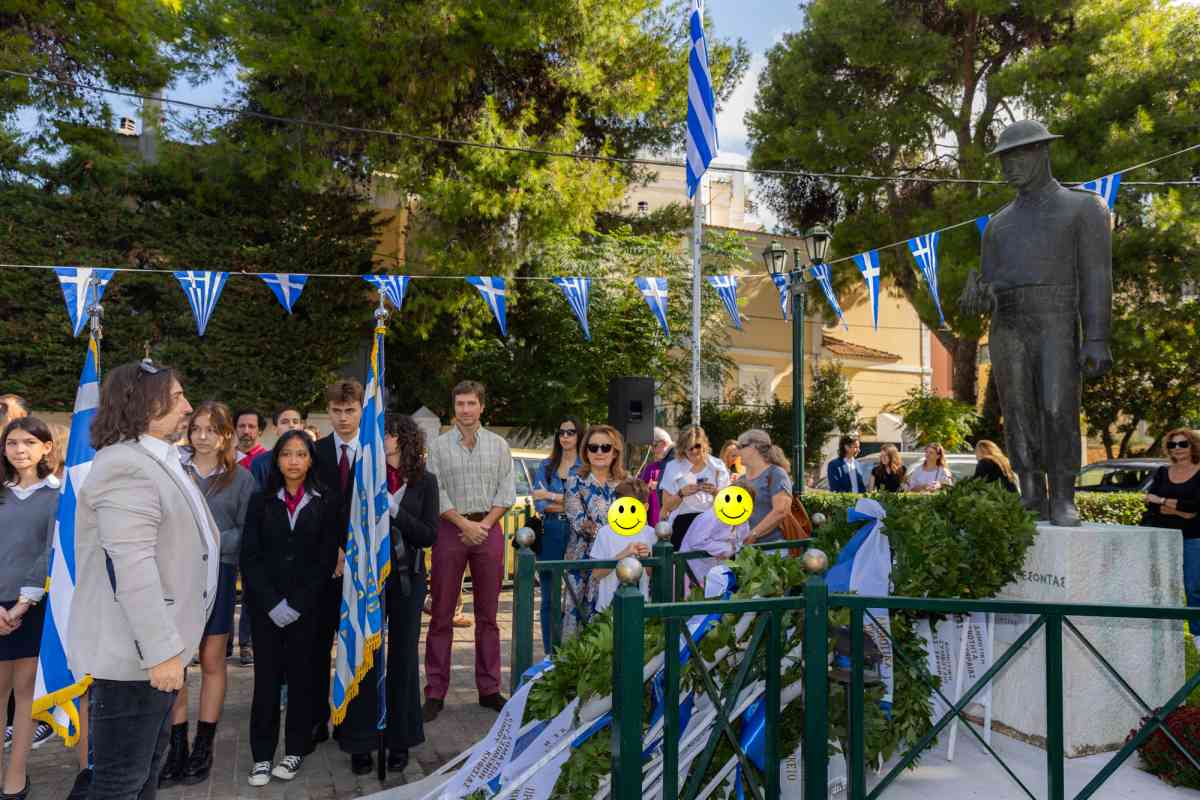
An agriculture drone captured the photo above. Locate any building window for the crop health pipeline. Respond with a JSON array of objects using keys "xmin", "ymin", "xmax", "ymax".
[
  {"xmin": 737, "ymin": 365, "xmax": 775, "ymax": 406},
  {"xmin": 637, "ymin": 201, "xmax": 649, "ymax": 216}
]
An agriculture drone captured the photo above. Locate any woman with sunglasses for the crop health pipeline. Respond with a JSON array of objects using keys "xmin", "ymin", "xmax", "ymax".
[
  {"xmin": 531, "ymin": 417, "xmax": 582, "ymax": 652},
  {"xmin": 1143, "ymin": 429, "xmax": 1200, "ymax": 632},
  {"xmin": 661, "ymin": 426, "xmax": 730, "ymax": 548},
  {"xmin": 561, "ymin": 424, "xmax": 626, "ymax": 640},
  {"xmin": 903, "ymin": 443, "xmax": 954, "ymax": 493}
]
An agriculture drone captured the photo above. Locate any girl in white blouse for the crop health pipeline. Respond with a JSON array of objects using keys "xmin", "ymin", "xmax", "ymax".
[{"xmin": 904, "ymin": 443, "xmax": 954, "ymax": 493}]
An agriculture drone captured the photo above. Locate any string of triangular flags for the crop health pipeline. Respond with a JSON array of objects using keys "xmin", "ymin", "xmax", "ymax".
[
  {"xmin": 837, "ymin": 171, "xmax": 1122, "ymax": 330},
  {"xmin": 46, "ymin": 172, "xmax": 1124, "ymax": 340}
]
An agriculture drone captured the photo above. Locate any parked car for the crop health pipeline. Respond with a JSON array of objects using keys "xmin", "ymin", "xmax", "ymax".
[
  {"xmin": 815, "ymin": 451, "xmax": 979, "ymax": 490},
  {"xmin": 1075, "ymin": 458, "xmax": 1165, "ymax": 493}
]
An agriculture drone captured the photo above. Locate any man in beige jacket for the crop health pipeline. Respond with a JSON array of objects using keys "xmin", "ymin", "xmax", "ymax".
[{"xmin": 69, "ymin": 360, "xmax": 219, "ymax": 800}]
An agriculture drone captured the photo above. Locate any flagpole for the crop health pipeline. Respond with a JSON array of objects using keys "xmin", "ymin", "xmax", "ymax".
[
  {"xmin": 374, "ymin": 289, "xmax": 389, "ymax": 782},
  {"xmin": 691, "ymin": 184, "xmax": 703, "ymax": 425}
]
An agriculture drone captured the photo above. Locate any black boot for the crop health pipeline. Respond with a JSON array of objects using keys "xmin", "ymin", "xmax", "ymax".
[
  {"xmin": 1049, "ymin": 472, "xmax": 1081, "ymax": 527},
  {"xmin": 158, "ymin": 722, "xmax": 189, "ymax": 788},
  {"xmin": 1018, "ymin": 471, "xmax": 1049, "ymax": 521},
  {"xmin": 181, "ymin": 720, "xmax": 216, "ymax": 785}
]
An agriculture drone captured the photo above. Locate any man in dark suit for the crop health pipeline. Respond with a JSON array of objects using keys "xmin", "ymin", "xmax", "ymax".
[
  {"xmin": 826, "ymin": 435, "xmax": 869, "ymax": 493},
  {"xmin": 310, "ymin": 379, "xmax": 363, "ymax": 747}
]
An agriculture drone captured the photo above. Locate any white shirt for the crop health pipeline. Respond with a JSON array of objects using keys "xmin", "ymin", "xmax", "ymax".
[
  {"xmin": 906, "ymin": 464, "xmax": 952, "ymax": 491},
  {"xmin": 846, "ymin": 457, "xmax": 863, "ymax": 492},
  {"xmin": 590, "ymin": 524, "xmax": 657, "ymax": 612},
  {"xmin": 663, "ymin": 455, "xmax": 731, "ymax": 520},
  {"xmin": 6, "ymin": 475, "xmax": 59, "ymax": 501},
  {"xmin": 139, "ymin": 435, "xmax": 220, "ymax": 600},
  {"xmin": 333, "ymin": 433, "xmax": 360, "ymax": 464},
  {"xmin": 276, "ymin": 487, "xmax": 318, "ymax": 529}
]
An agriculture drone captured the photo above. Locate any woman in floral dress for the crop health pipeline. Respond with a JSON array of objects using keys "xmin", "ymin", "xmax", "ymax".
[{"xmin": 561, "ymin": 424, "xmax": 626, "ymax": 639}]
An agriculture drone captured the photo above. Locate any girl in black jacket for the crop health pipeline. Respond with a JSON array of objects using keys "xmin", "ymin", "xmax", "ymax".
[{"xmin": 240, "ymin": 431, "xmax": 338, "ymax": 787}]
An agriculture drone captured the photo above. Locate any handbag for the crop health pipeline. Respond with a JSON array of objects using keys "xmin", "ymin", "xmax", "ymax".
[{"xmin": 768, "ymin": 469, "xmax": 813, "ymax": 551}]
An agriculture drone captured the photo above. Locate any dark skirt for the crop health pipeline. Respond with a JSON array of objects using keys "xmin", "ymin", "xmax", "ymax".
[
  {"xmin": 0, "ymin": 600, "xmax": 46, "ymax": 661},
  {"xmin": 203, "ymin": 563, "xmax": 238, "ymax": 637}
]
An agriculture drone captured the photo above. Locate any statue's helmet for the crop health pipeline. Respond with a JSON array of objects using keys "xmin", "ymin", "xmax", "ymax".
[{"xmin": 988, "ymin": 120, "xmax": 1062, "ymax": 157}]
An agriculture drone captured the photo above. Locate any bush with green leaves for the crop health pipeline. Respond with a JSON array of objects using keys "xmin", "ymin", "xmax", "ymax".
[
  {"xmin": 887, "ymin": 386, "xmax": 980, "ymax": 453},
  {"xmin": 507, "ymin": 480, "xmax": 1038, "ymax": 799}
]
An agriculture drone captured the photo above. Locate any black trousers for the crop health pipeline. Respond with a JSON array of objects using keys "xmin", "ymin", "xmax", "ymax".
[
  {"xmin": 88, "ymin": 679, "xmax": 176, "ymax": 800},
  {"xmin": 310, "ymin": 576, "xmax": 342, "ymax": 733},
  {"xmin": 336, "ymin": 570, "xmax": 428, "ymax": 754},
  {"xmin": 249, "ymin": 605, "xmax": 317, "ymax": 763},
  {"xmin": 671, "ymin": 513, "xmax": 702, "ymax": 549}
]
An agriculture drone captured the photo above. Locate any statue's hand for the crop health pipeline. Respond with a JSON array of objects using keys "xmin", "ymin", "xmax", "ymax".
[
  {"xmin": 1079, "ymin": 340, "xmax": 1114, "ymax": 377},
  {"xmin": 959, "ymin": 269, "xmax": 994, "ymax": 316}
]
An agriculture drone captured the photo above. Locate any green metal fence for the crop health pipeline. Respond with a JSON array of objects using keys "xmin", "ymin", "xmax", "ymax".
[{"xmin": 607, "ymin": 555, "xmax": 1200, "ymax": 800}]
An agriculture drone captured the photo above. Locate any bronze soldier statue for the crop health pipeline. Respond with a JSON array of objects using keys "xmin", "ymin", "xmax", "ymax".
[{"xmin": 961, "ymin": 120, "xmax": 1113, "ymax": 527}]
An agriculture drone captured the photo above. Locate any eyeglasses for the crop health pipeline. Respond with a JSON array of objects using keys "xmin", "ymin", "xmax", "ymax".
[
  {"xmin": 687, "ymin": 444, "xmax": 704, "ymax": 453},
  {"xmin": 1167, "ymin": 440, "xmax": 1192, "ymax": 450},
  {"xmin": 137, "ymin": 359, "xmax": 161, "ymax": 377},
  {"xmin": 587, "ymin": 443, "xmax": 614, "ymax": 454},
  {"xmin": 558, "ymin": 429, "xmax": 577, "ymax": 438}
]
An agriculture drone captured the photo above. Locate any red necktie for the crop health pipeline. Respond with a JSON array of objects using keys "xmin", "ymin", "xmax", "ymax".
[
  {"xmin": 339, "ymin": 444, "xmax": 350, "ymax": 492},
  {"xmin": 387, "ymin": 465, "xmax": 403, "ymax": 494}
]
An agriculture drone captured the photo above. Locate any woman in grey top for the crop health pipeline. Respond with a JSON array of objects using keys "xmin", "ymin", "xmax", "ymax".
[
  {"xmin": 159, "ymin": 402, "xmax": 255, "ymax": 787},
  {"xmin": 735, "ymin": 429, "xmax": 795, "ymax": 545},
  {"xmin": 0, "ymin": 416, "xmax": 58, "ymax": 799}
]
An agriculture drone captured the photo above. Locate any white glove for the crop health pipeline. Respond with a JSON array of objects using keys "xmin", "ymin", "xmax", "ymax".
[{"xmin": 269, "ymin": 600, "xmax": 300, "ymax": 628}]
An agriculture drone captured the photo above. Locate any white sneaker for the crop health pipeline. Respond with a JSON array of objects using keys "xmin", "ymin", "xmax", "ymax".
[
  {"xmin": 271, "ymin": 754, "xmax": 303, "ymax": 780},
  {"xmin": 31, "ymin": 721, "xmax": 54, "ymax": 749},
  {"xmin": 248, "ymin": 761, "xmax": 272, "ymax": 787}
]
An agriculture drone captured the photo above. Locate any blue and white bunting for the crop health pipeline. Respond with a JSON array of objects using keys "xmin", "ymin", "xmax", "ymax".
[
  {"xmin": 770, "ymin": 273, "xmax": 790, "ymax": 321},
  {"xmin": 174, "ymin": 271, "xmax": 228, "ymax": 336},
  {"xmin": 466, "ymin": 276, "xmax": 508, "ymax": 336},
  {"xmin": 33, "ymin": 337, "xmax": 100, "ymax": 744},
  {"xmin": 363, "ymin": 275, "xmax": 410, "ymax": 312},
  {"xmin": 331, "ymin": 319, "xmax": 391, "ymax": 725},
  {"xmin": 810, "ymin": 263, "xmax": 847, "ymax": 331},
  {"xmin": 551, "ymin": 277, "xmax": 592, "ymax": 341},
  {"xmin": 852, "ymin": 250, "xmax": 882, "ymax": 331},
  {"xmin": 259, "ymin": 273, "xmax": 308, "ymax": 313},
  {"xmin": 907, "ymin": 232, "xmax": 946, "ymax": 326},
  {"xmin": 706, "ymin": 275, "xmax": 741, "ymax": 329},
  {"xmin": 1081, "ymin": 172, "xmax": 1122, "ymax": 210},
  {"xmin": 636, "ymin": 277, "xmax": 671, "ymax": 340},
  {"xmin": 975, "ymin": 215, "xmax": 990, "ymax": 237},
  {"xmin": 53, "ymin": 268, "xmax": 114, "ymax": 337},
  {"xmin": 685, "ymin": 0, "xmax": 717, "ymax": 198}
]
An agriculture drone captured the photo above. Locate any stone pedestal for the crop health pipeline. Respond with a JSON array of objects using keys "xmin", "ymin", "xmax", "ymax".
[{"xmin": 991, "ymin": 522, "xmax": 1184, "ymax": 757}]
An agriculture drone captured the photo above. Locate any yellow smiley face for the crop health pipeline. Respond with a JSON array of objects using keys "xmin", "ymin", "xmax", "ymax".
[
  {"xmin": 607, "ymin": 497, "xmax": 648, "ymax": 537},
  {"xmin": 714, "ymin": 486, "xmax": 754, "ymax": 526}
]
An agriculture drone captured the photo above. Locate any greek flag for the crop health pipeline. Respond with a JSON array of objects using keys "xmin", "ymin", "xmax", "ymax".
[
  {"xmin": 551, "ymin": 277, "xmax": 592, "ymax": 341},
  {"xmin": 852, "ymin": 250, "xmax": 881, "ymax": 331},
  {"xmin": 975, "ymin": 215, "xmax": 990, "ymax": 237},
  {"xmin": 908, "ymin": 232, "xmax": 946, "ymax": 326},
  {"xmin": 174, "ymin": 271, "xmax": 228, "ymax": 336},
  {"xmin": 636, "ymin": 277, "xmax": 671, "ymax": 340},
  {"xmin": 686, "ymin": 0, "xmax": 717, "ymax": 198},
  {"xmin": 771, "ymin": 273, "xmax": 790, "ymax": 320},
  {"xmin": 331, "ymin": 321, "xmax": 391, "ymax": 724},
  {"xmin": 363, "ymin": 274, "xmax": 410, "ymax": 311},
  {"xmin": 467, "ymin": 276, "xmax": 508, "ymax": 336},
  {"xmin": 53, "ymin": 268, "xmax": 114, "ymax": 337},
  {"xmin": 33, "ymin": 337, "xmax": 100, "ymax": 744},
  {"xmin": 810, "ymin": 263, "xmax": 847, "ymax": 330},
  {"xmin": 706, "ymin": 275, "xmax": 741, "ymax": 329},
  {"xmin": 1081, "ymin": 172, "xmax": 1122, "ymax": 210},
  {"xmin": 260, "ymin": 273, "xmax": 308, "ymax": 313}
]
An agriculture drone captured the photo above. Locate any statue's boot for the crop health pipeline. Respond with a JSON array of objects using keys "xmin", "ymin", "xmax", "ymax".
[
  {"xmin": 1049, "ymin": 472, "xmax": 1081, "ymax": 527},
  {"xmin": 1019, "ymin": 471, "xmax": 1049, "ymax": 521}
]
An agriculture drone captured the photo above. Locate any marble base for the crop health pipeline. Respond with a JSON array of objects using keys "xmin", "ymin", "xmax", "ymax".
[{"xmin": 991, "ymin": 522, "xmax": 1184, "ymax": 756}]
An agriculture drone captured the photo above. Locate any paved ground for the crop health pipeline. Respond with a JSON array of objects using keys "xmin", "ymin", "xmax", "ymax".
[{"xmin": 24, "ymin": 588, "xmax": 542, "ymax": 799}]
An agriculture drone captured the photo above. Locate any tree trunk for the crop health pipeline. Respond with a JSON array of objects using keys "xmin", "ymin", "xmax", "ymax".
[
  {"xmin": 1118, "ymin": 423, "xmax": 1138, "ymax": 459},
  {"xmin": 950, "ymin": 338, "xmax": 979, "ymax": 407},
  {"xmin": 1101, "ymin": 427, "xmax": 1115, "ymax": 460}
]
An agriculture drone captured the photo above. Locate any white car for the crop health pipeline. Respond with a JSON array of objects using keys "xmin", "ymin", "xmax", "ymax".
[{"xmin": 816, "ymin": 450, "xmax": 979, "ymax": 490}]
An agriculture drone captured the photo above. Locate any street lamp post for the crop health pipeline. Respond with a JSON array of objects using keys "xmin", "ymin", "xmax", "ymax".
[{"xmin": 762, "ymin": 227, "xmax": 831, "ymax": 495}]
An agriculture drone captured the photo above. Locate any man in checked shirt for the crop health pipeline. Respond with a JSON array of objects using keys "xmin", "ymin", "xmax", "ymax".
[{"xmin": 422, "ymin": 380, "xmax": 515, "ymax": 721}]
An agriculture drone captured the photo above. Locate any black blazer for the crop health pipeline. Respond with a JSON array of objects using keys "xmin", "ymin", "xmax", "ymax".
[
  {"xmin": 315, "ymin": 433, "xmax": 358, "ymax": 561},
  {"xmin": 240, "ymin": 489, "xmax": 340, "ymax": 614},
  {"xmin": 391, "ymin": 471, "xmax": 440, "ymax": 574}
]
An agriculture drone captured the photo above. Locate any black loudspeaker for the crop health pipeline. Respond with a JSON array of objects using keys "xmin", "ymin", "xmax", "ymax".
[{"xmin": 608, "ymin": 377, "xmax": 655, "ymax": 445}]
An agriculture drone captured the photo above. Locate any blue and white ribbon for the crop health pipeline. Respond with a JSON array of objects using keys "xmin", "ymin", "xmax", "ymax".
[
  {"xmin": 467, "ymin": 276, "xmax": 508, "ymax": 336},
  {"xmin": 53, "ymin": 267, "xmax": 114, "ymax": 337}
]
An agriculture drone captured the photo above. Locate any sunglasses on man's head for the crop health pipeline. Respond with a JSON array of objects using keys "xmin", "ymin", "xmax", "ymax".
[
  {"xmin": 587, "ymin": 443, "xmax": 614, "ymax": 454},
  {"xmin": 558, "ymin": 429, "xmax": 577, "ymax": 437},
  {"xmin": 137, "ymin": 359, "xmax": 161, "ymax": 377},
  {"xmin": 1167, "ymin": 440, "xmax": 1192, "ymax": 450}
]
